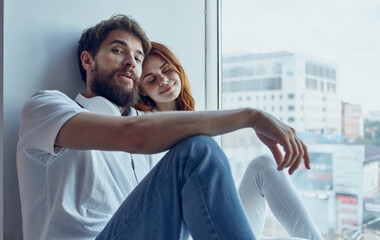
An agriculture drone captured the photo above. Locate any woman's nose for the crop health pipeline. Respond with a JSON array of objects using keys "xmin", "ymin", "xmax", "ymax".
[{"xmin": 159, "ymin": 76, "xmax": 169, "ymax": 86}]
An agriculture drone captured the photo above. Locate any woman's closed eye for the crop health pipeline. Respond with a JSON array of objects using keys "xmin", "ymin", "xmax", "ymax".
[
  {"xmin": 163, "ymin": 66, "xmax": 172, "ymax": 74},
  {"xmin": 146, "ymin": 77, "xmax": 156, "ymax": 84}
]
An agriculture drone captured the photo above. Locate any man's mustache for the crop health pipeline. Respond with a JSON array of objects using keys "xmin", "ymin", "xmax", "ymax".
[{"xmin": 116, "ymin": 67, "xmax": 139, "ymax": 83}]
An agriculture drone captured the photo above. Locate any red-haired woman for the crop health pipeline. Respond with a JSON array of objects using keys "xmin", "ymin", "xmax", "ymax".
[
  {"xmin": 135, "ymin": 42, "xmax": 323, "ymax": 240},
  {"xmin": 134, "ymin": 42, "xmax": 194, "ymax": 112}
]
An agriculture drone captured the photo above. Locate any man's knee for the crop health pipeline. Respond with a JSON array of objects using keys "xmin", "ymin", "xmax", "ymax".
[
  {"xmin": 175, "ymin": 135, "xmax": 217, "ymax": 148},
  {"xmin": 171, "ymin": 135, "xmax": 228, "ymax": 169},
  {"xmin": 173, "ymin": 135, "xmax": 221, "ymax": 156}
]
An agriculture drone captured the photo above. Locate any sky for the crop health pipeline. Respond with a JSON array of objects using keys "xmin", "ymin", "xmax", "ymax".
[{"xmin": 222, "ymin": 0, "xmax": 380, "ymax": 116}]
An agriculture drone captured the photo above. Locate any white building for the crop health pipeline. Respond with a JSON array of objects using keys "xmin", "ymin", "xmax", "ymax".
[{"xmin": 222, "ymin": 52, "xmax": 342, "ymax": 139}]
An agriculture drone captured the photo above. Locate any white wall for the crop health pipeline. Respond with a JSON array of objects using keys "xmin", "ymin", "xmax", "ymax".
[{"xmin": 2, "ymin": 0, "xmax": 206, "ymax": 239}]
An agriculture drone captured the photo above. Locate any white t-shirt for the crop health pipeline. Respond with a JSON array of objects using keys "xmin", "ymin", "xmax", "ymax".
[{"xmin": 17, "ymin": 90, "xmax": 156, "ymax": 240}]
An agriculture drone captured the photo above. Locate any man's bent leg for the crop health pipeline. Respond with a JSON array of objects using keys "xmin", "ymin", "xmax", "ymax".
[{"xmin": 96, "ymin": 135, "xmax": 256, "ymax": 240}]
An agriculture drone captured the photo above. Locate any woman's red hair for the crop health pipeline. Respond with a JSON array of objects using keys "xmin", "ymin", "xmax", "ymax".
[{"xmin": 134, "ymin": 42, "xmax": 195, "ymax": 112}]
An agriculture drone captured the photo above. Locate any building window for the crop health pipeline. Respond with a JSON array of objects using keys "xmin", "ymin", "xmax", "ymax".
[
  {"xmin": 327, "ymin": 82, "xmax": 336, "ymax": 93},
  {"xmin": 306, "ymin": 78, "xmax": 318, "ymax": 90},
  {"xmin": 288, "ymin": 93, "xmax": 295, "ymax": 99},
  {"xmin": 222, "ymin": 78, "xmax": 282, "ymax": 92},
  {"xmin": 306, "ymin": 63, "xmax": 336, "ymax": 80},
  {"xmin": 288, "ymin": 105, "xmax": 295, "ymax": 111}
]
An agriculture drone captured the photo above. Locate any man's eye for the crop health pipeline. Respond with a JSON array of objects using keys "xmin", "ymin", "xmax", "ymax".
[
  {"xmin": 112, "ymin": 49, "xmax": 123, "ymax": 54},
  {"xmin": 135, "ymin": 57, "xmax": 142, "ymax": 63}
]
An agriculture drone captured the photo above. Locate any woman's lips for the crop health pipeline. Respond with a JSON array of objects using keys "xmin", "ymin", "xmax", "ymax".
[{"xmin": 160, "ymin": 83, "xmax": 175, "ymax": 93}]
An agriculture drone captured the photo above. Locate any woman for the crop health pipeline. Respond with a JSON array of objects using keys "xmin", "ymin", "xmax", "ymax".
[
  {"xmin": 135, "ymin": 42, "xmax": 323, "ymax": 240},
  {"xmin": 134, "ymin": 42, "xmax": 194, "ymax": 112}
]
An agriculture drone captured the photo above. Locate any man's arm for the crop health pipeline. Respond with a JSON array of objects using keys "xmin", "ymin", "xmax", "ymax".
[{"xmin": 55, "ymin": 108, "xmax": 310, "ymax": 174}]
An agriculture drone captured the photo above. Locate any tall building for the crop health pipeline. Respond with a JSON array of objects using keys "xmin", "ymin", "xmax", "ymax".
[
  {"xmin": 222, "ymin": 52, "xmax": 342, "ymax": 141},
  {"xmin": 342, "ymin": 102, "xmax": 363, "ymax": 142}
]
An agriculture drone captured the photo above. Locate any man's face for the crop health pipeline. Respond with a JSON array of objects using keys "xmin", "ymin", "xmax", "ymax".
[{"xmin": 89, "ymin": 30, "xmax": 145, "ymax": 108}]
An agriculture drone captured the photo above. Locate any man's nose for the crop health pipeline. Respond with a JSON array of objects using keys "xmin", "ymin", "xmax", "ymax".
[{"xmin": 122, "ymin": 54, "xmax": 137, "ymax": 69}]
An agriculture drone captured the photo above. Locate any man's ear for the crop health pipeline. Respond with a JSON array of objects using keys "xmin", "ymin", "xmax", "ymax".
[{"xmin": 80, "ymin": 51, "xmax": 95, "ymax": 72}]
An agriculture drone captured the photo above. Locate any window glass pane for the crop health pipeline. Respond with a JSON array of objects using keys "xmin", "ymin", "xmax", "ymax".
[{"xmin": 221, "ymin": 0, "xmax": 380, "ymax": 238}]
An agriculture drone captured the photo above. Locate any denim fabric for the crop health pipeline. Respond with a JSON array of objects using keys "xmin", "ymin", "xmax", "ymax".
[{"xmin": 96, "ymin": 135, "xmax": 256, "ymax": 240}]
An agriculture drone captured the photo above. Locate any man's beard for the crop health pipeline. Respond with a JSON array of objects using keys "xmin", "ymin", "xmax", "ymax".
[{"xmin": 91, "ymin": 62, "xmax": 140, "ymax": 108}]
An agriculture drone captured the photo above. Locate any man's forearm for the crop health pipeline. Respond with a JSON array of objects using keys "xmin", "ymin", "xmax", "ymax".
[
  {"xmin": 55, "ymin": 108, "xmax": 258, "ymax": 154},
  {"xmin": 129, "ymin": 108, "xmax": 258, "ymax": 153},
  {"xmin": 56, "ymin": 107, "xmax": 310, "ymax": 173}
]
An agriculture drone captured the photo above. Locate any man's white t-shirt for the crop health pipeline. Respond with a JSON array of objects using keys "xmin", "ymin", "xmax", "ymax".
[{"xmin": 17, "ymin": 90, "xmax": 156, "ymax": 240}]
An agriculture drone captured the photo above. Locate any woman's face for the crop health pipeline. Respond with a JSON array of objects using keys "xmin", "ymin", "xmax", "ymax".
[{"xmin": 140, "ymin": 54, "xmax": 182, "ymax": 105}]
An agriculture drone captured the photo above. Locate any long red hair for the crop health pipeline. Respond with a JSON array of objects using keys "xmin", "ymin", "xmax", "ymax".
[{"xmin": 134, "ymin": 42, "xmax": 195, "ymax": 111}]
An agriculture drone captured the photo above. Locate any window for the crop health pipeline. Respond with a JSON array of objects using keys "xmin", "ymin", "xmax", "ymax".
[
  {"xmin": 306, "ymin": 63, "xmax": 336, "ymax": 80},
  {"xmin": 306, "ymin": 78, "xmax": 318, "ymax": 90},
  {"xmin": 327, "ymin": 82, "xmax": 336, "ymax": 93},
  {"xmin": 222, "ymin": 78, "xmax": 281, "ymax": 92},
  {"xmin": 221, "ymin": 0, "xmax": 380, "ymax": 238}
]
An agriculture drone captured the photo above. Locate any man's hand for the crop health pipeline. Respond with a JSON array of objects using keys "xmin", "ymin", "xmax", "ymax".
[{"xmin": 252, "ymin": 110, "xmax": 311, "ymax": 175}]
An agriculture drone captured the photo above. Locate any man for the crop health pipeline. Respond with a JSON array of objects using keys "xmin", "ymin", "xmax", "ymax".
[{"xmin": 17, "ymin": 14, "xmax": 310, "ymax": 240}]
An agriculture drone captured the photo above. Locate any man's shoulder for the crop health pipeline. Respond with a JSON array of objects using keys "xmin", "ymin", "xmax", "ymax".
[
  {"xmin": 22, "ymin": 90, "xmax": 81, "ymax": 118},
  {"xmin": 25, "ymin": 90, "xmax": 76, "ymax": 106},
  {"xmin": 29, "ymin": 90, "xmax": 71, "ymax": 100}
]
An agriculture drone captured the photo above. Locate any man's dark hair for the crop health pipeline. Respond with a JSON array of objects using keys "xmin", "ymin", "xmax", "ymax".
[{"xmin": 77, "ymin": 14, "xmax": 151, "ymax": 82}]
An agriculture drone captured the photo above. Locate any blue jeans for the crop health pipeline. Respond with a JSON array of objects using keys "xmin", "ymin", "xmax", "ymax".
[{"xmin": 96, "ymin": 135, "xmax": 256, "ymax": 240}]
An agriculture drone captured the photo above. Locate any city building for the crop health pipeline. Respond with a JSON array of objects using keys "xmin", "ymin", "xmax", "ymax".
[
  {"xmin": 342, "ymin": 102, "xmax": 363, "ymax": 142},
  {"xmin": 222, "ymin": 51, "xmax": 342, "ymax": 141},
  {"xmin": 293, "ymin": 144, "xmax": 380, "ymax": 237},
  {"xmin": 221, "ymin": 52, "xmax": 380, "ymax": 238}
]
